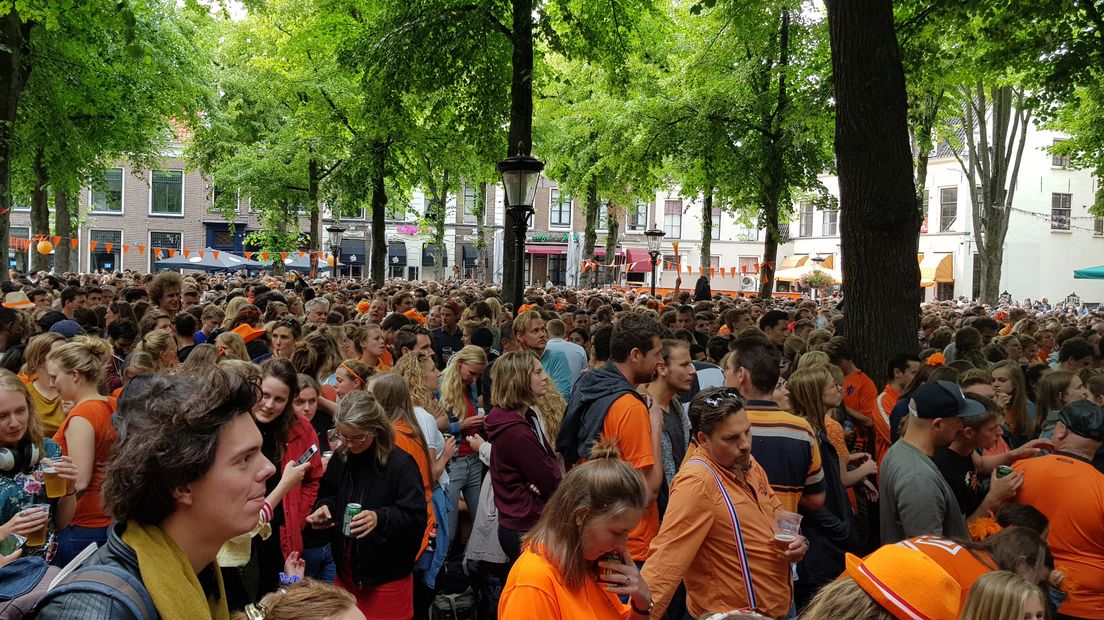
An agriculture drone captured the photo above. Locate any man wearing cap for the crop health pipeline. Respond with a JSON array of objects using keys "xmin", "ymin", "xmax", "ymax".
[
  {"xmin": 1012, "ymin": 400, "xmax": 1104, "ymax": 620},
  {"xmin": 431, "ymin": 300, "xmax": 465, "ymax": 369},
  {"xmin": 879, "ymin": 380, "xmax": 983, "ymax": 544}
]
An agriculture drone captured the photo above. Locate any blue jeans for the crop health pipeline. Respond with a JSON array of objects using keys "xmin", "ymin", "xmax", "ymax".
[
  {"xmin": 54, "ymin": 524, "xmax": 111, "ymax": 566},
  {"xmin": 446, "ymin": 453, "xmax": 483, "ymax": 553},
  {"xmin": 301, "ymin": 544, "xmax": 336, "ymax": 583}
]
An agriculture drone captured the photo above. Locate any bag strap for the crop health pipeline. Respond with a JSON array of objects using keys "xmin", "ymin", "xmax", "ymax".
[
  {"xmin": 42, "ymin": 565, "xmax": 156, "ymax": 620},
  {"xmin": 687, "ymin": 457, "xmax": 757, "ymax": 610}
]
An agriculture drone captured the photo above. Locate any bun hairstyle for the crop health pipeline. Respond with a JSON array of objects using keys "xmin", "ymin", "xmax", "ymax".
[
  {"xmin": 47, "ymin": 336, "xmax": 112, "ymax": 384},
  {"xmin": 230, "ymin": 579, "xmax": 356, "ymax": 620},
  {"xmin": 524, "ymin": 436, "xmax": 646, "ymax": 589}
]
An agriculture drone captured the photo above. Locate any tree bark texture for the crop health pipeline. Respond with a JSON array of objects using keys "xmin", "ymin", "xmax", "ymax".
[
  {"xmin": 55, "ymin": 188, "xmax": 73, "ymax": 273},
  {"xmin": 370, "ymin": 141, "xmax": 388, "ymax": 286},
  {"xmin": 582, "ymin": 176, "xmax": 599, "ymax": 288},
  {"xmin": 502, "ymin": 0, "xmax": 534, "ymax": 310},
  {"xmin": 756, "ymin": 9, "xmax": 790, "ymax": 299},
  {"xmin": 700, "ymin": 187, "xmax": 713, "ymax": 274},
  {"xmin": 30, "ymin": 149, "xmax": 49, "ymax": 273},
  {"xmin": 308, "ymin": 158, "xmax": 320, "ymax": 279},
  {"xmin": 474, "ymin": 181, "xmax": 488, "ymax": 282},
  {"xmin": 0, "ymin": 15, "xmax": 33, "ymax": 282},
  {"xmin": 603, "ymin": 203, "xmax": 619, "ymax": 286},
  {"xmin": 828, "ymin": 0, "xmax": 922, "ymax": 388}
]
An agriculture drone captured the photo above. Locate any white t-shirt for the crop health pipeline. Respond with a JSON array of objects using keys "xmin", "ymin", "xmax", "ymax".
[{"xmin": 414, "ymin": 406, "xmax": 448, "ymax": 488}]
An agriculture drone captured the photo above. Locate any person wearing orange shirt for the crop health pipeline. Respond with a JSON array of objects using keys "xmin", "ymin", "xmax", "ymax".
[
  {"xmin": 827, "ymin": 337, "xmax": 878, "ymax": 453},
  {"xmin": 556, "ymin": 313, "xmax": 664, "ymax": 562},
  {"xmin": 874, "ymin": 353, "xmax": 921, "ymax": 466},
  {"xmin": 498, "ymin": 443, "xmax": 654, "ymax": 619},
  {"xmin": 642, "ymin": 388, "xmax": 808, "ymax": 619},
  {"xmin": 1012, "ymin": 400, "xmax": 1104, "ymax": 620}
]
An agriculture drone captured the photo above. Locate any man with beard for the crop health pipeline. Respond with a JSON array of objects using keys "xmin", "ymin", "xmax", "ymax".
[
  {"xmin": 646, "ymin": 339, "xmax": 697, "ymax": 517},
  {"xmin": 556, "ymin": 313, "xmax": 664, "ymax": 563}
]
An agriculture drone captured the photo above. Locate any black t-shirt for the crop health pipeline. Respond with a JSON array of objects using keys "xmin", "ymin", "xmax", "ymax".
[{"xmin": 932, "ymin": 447, "xmax": 984, "ymax": 517}]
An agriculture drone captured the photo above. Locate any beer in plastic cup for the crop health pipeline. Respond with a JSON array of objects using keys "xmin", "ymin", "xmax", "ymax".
[
  {"xmin": 774, "ymin": 510, "xmax": 802, "ymax": 550},
  {"xmin": 42, "ymin": 460, "xmax": 66, "ymax": 499},
  {"xmin": 22, "ymin": 504, "xmax": 49, "ymax": 547}
]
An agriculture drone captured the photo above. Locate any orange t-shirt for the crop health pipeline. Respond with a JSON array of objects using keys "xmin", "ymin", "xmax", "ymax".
[
  {"xmin": 53, "ymin": 398, "xmax": 117, "ymax": 528},
  {"xmin": 844, "ymin": 371, "xmax": 878, "ymax": 452},
  {"xmin": 873, "ymin": 385, "xmax": 900, "ymax": 466},
  {"xmin": 1014, "ymin": 453, "xmax": 1104, "ymax": 618},
  {"xmin": 898, "ymin": 536, "xmax": 994, "ymax": 610},
  {"xmin": 499, "ymin": 547, "xmax": 632, "ymax": 619},
  {"xmin": 393, "ymin": 420, "xmax": 435, "ymax": 557},
  {"xmin": 378, "ymin": 349, "xmax": 394, "ymax": 372},
  {"xmin": 601, "ymin": 393, "xmax": 659, "ymax": 561}
]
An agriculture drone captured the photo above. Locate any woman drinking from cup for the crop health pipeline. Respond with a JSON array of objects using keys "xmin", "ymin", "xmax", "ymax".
[
  {"xmin": 46, "ymin": 337, "xmax": 116, "ymax": 565},
  {"xmin": 0, "ymin": 370, "xmax": 78, "ymax": 562},
  {"xmin": 306, "ymin": 391, "xmax": 426, "ymax": 619}
]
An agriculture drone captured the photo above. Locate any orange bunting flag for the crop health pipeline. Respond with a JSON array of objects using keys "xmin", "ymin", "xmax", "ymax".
[
  {"xmin": 261, "ymin": 252, "xmax": 270, "ymax": 261},
  {"xmin": 167, "ymin": 249, "xmax": 177, "ymax": 258},
  {"xmin": 138, "ymin": 245, "xmax": 146, "ymax": 255},
  {"xmin": 672, "ymin": 242, "xmax": 679, "ymax": 256},
  {"xmin": 105, "ymin": 243, "xmax": 113, "ymax": 254},
  {"xmin": 213, "ymin": 251, "xmax": 220, "ymax": 260},
  {"xmin": 122, "ymin": 245, "xmax": 129, "ymax": 254},
  {"xmin": 754, "ymin": 262, "xmax": 761, "ymax": 271},
  {"xmin": 699, "ymin": 267, "xmax": 705, "ymax": 276},
  {"xmin": 70, "ymin": 239, "xmax": 78, "ymax": 250},
  {"xmin": 280, "ymin": 252, "xmax": 288, "ymax": 261},
  {"xmin": 244, "ymin": 251, "xmax": 254, "ymax": 260},
  {"xmin": 686, "ymin": 264, "xmax": 692, "ymax": 275},
  {"xmin": 52, "ymin": 236, "xmax": 61, "ymax": 246},
  {"xmin": 298, "ymin": 251, "xmax": 306, "ymax": 258},
  {"xmin": 152, "ymin": 247, "xmax": 161, "ymax": 257},
  {"xmin": 182, "ymin": 249, "xmax": 190, "ymax": 259},
  {"xmin": 197, "ymin": 251, "xmax": 204, "ymax": 260},
  {"xmin": 710, "ymin": 267, "xmax": 716, "ymax": 278},
  {"xmin": 89, "ymin": 241, "xmax": 97, "ymax": 252}
]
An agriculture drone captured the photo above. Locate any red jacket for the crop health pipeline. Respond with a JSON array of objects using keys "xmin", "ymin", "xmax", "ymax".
[{"xmin": 280, "ymin": 414, "xmax": 324, "ymax": 557}]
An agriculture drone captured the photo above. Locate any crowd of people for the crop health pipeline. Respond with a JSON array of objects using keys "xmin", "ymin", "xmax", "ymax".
[{"xmin": 0, "ymin": 267, "xmax": 1099, "ymax": 620}]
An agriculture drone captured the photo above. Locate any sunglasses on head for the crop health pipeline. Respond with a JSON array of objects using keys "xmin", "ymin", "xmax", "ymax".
[{"xmin": 702, "ymin": 388, "xmax": 743, "ymax": 408}]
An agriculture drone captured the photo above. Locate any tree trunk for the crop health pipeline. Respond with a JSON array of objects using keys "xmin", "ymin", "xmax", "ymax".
[
  {"xmin": 55, "ymin": 188, "xmax": 73, "ymax": 274},
  {"xmin": 603, "ymin": 202, "xmax": 619, "ymax": 287},
  {"xmin": 474, "ymin": 181, "xmax": 488, "ymax": 282},
  {"xmin": 582, "ymin": 176, "xmax": 599, "ymax": 288},
  {"xmin": 700, "ymin": 187, "xmax": 713, "ymax": 274},
  {"xmin": 370, "ymin": 141, "xmax": 388, "ymax": 286},
  {"xmin": 308, "ymin": 158, "xmax": 320, "ymax": 279},
  {"xmin": 0, "ymin": 15, "xmax": 33, "ymax": 282},
  {"xmin": 757, "ymin": 9, "xmax": 790, "ymax": 299},
  {"xmin": 434, "ymin": 170, "xmax": 450, "ymax": 281},
  {"xmin": 30, "ymin": 148, "xmax": 50, "ymax": 273},
  {"xmin": 828, "ymin": 0, "xmax": 922, "ymax": 388},
  {"xmin": 502, "ymin": 0, "xmax": 535, "ymax": 310}
]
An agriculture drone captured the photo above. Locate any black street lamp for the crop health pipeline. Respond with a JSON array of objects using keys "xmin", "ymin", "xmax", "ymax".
[
  {"xmin": 1066, "ymin": 291, "xmax": 1081, "ymax": 307},
  {"xmin": 327, "ymin": 224, "xmax": 345, "ymax": 280},
  {"xmin": 999, "ymin": 290, "xmax": 1012, "ymax": 305},
  {"xmin": 497, "ymin": 154, "xmax": 544, "ymax": 312},
  {"xmin": 644, "ymin": 228, "xmax": 665, "ymax": 298}
]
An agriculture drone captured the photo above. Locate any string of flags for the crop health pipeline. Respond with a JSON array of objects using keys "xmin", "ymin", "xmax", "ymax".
[
  {"xmin": 578, "ymin": 242, "xmax": 776, "ymax": 281},
  {"xmin": 13, "ymin": 234, "xmax": 332, "ymax": 263}
]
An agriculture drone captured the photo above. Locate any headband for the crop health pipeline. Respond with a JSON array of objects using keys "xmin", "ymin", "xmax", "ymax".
[{"xmin": 340, "ymin": 362, "xmax": 365, "ymax": 385}]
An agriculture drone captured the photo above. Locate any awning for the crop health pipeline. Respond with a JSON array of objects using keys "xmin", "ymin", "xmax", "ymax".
[
  {"xmin": 388, "ymin": 243, "xmax": 407, "ymax": 267},
  {"xmin": 776, "ymin": 264, "xmax": 842, "ymax": 284},
  {"xmin": 462, "ymin": 244, "xmax": 477, "ymax": 267},
  {"xmin": 1075, "ymin": 264, "xmax": 1104, "ymax": 279},
  {"xmin": 626, "ymin": 249, "xmax": 652, "ymax": 273},
  {"xmin": 820, "ymin": 255, "xmax": 835, "ymax": 269},
  {"xmin": 525, "ymin": 245, "xmax": 567, "ymax": 255},
  {"xmin": 339, "ymin": 239, "xmax": 367, "ymax": 265},
  {"xmin": 779, "ymin": 255, "xmax": 809, "ymax": 270},
  {"xmin": 422, "ymin": 243, "xmax": 447, "ymax": 267},
  {"xmin": 920, "ymin": 253, "xmax": 954, "ymax": 287}
]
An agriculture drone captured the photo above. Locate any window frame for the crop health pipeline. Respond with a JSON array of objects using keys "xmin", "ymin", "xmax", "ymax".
[
  {"xmin": 549, "ymin": 189, "xmax": 572, "ymax": 229},
  {"xmin": 89, "ymin": 229, "xmax": 123, "ymax": 273},
  {"xmin": 710, "ymin": 205, "xmax": 721, "ymax": 240},
  {"xmin": 939, "ymin": 186, "xmax": 958, "ymax": 232},
  {"xmin": 799, "ymin": 202, "xmax": 814, "ymax": 237},
  {"xmin": 461, "ymin": 186, "xmax": 478, "ymax": 225},
  {"xmin": 663, "ymin": 199, "xmax": 682, "ymax": 239},
  {"xmin": 89, "ymin": 167, "xmax": 125, "ymax": 215},
  {"xmin": 1052, "ymin": 139, "xmax": 1071, "ymax": 168},
  {"xmin": 1050, "ymin": 193, "xmax": 1072, "ymax": 231},
  {"xmin": 149, "ymin": 230, "xmax": 183, "ymax": 272},
  {"xmin": 628, "ymin": 202, "xmax": 649, "ymax": 232},
  {"xmin": 822, "ymin": 209, "xmax": 838, "ymax": 236},
  {"xmin": 148, "ymin": 169, "xmax": 185, "ymax": 217},
  {"xmin": 597, "ymin": 201, "xmax": 609, "ymax": 233}
]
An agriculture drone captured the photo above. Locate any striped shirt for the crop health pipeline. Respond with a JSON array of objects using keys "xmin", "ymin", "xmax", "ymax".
[{"xmin": 744, "ymin": 400, "xmax": 825, "ymax": 512}]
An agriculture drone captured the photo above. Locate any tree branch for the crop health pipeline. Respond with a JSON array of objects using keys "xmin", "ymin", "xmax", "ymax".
[{"xmin": 1079, "ymin": 0, "xmax": 1104, "ymax": 59}]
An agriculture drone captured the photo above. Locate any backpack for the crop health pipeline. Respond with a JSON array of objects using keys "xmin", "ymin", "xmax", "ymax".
[
  {"xmin": 31, "ymin": 565, "xmax": 156, "ymax": 620},
  {"xmin": 429, "ymin": 588, "xmax": 477, "ymax": 620}
]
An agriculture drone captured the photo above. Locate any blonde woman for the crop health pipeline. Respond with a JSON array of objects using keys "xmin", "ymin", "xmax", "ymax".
[
  {"xmin": 222, "ymin": 295, "xmax": 250, "ymax": 330},
  {"xmin": 22, "ymin": 332, "xmax": 66, "ymax": 436},
  {"xmin": 232, "ymin": 579, "xmax": 365, "ymax": 620},
  {"xmin": 215, "ymin": 331, "xmax": 250, "ymax": 362},
  {"xmin": 438, "ymin": 345, "xmax": 488, "ymax": 552},
  {"xmin": 47, "ymin": 336, "xmax": 116, "ymax": 564},
  {"xmin": 136, "ymin": 329, "xmax": 179, "ymax": 374},
  {"xmin": 958, "ymin": 571, "xmax": 1045, "ymax": 620}
]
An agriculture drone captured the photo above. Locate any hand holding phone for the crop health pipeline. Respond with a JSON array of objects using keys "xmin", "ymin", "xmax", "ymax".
[
  {"xmin": 296, "ymin": 444, "xmax": 319, "ymax": 465},
  {"xmin": 0, "ymin": 533, "xmax": 26, "ymax": 556}
]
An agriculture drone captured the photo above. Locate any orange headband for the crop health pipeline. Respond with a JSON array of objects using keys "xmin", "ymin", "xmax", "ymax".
[{"xmin": 340, "ymin": 362, "xmax": 365, "ymax": 386}]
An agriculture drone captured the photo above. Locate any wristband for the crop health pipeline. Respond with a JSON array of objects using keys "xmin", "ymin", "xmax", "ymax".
[
  {"xmin": 278, "ymin": 572, "xmax": 301, "ymax": 586},
  {"xmin": 630, "ymin": 598, "xmax": 653, "ymax": 616}
]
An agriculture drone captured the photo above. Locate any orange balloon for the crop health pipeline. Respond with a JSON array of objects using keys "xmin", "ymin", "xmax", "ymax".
[
  {"xmin": 326, "ymin": 256, "xmax": 335, "ymax": 266},
  {"xmin": 36, "ymin": 240, "xmax": 53, "ymax": 255}
]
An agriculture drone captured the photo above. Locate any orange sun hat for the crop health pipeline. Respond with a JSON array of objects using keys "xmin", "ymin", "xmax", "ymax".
[{"xmin": 845, "ymin": 545, "xmax": 961, "ymax": 620}]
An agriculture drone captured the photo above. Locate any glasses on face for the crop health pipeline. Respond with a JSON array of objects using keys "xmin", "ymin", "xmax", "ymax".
[
  {"xmin": 333, "ymin": 432, "xmax": 370, "ymax": 446},
  {"xmin": 703, "ymin": 388, "xmax": 743, "ymax": 408}
]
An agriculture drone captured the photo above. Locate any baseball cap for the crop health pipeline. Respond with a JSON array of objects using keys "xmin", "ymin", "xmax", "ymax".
[
  {"xmin": 846, "ymin": 545, "xmax": 960, "ymax": 620},
  {"xmin": 1056, "ymin": 399, "xmax": 1104, "ymax": 441},
  {"xmin": 48, "ymin": 320, "xmax": 84, "ymax": 339},
  {"xmin": 909, "ymin": 380, "xmax": 986, "ymax": 419}
]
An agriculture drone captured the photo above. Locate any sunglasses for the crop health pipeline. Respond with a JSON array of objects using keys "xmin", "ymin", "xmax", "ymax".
[{"xmin": 702, "ymin": 388, "xmax": 743, "ymax": 408}]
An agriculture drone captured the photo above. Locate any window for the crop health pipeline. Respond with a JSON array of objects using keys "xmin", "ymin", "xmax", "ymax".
[
  {"xmin": 91, "ymin": 168, "xmax": 123, "ymax": 213},
  {"xmin": 710, "ymin": 255, "xmax": 721, "ymax": 271},
  {"xmin": 972, "ymin": 253, "xmax": 981, "ymax": 301},
  {"xmin": 9, "ymin": 227, "xmax": 28, "ymax": 270},
  {"xmin": 799, "ymin": 202, "xmax": 813, "ymax": 237},
  {"xmin": 90, "ymin": 230, "xmax": 122, "ymax": 272},
  {"xmin": 211, "ymin": 185, "xmax": 239, "ymax": 213},
  {"xmin": 710, "ymin": 205, "xmax": 721, "ymax": 240},
  {"xmin": 1051, "ymin": 193, "xmax": 1072, "ymax": 230},
  {"xmin": 150, "ymin": 170, "xmax": 184, "ymax": 216},
  {"xmin": 1095, "ymin": 217, "xmax": 1103, "ymax": 236},
  {"xmin": 547, "ymin": 255, "xmax": 566, "ymax": 286},
  {"xmin": 822, "ymin": 210, "xmax": 838, "ymax": 236},
  {"xmin": 662, "ymin": 253, "xmax": 688, "ymax": 268},
  {"xmin": 628, "ymin": 202, "xmax": 648, "ymax": 231},
  {"xmin": 550, "ymin": 189, "xmax": 572, "ymax": 228},
  {"xmin": 939, "ymin": 187, "xmax": 957, "ymax": 232},
  {"xmin": 149, "ymin": 231, "xmax": 182, "ymax": 272},
  {"xmin": 461, "ymin": 186, "xmax": 478, "ymax": 224},
  {"xmin": 597, "ymin": 202, "xmax": 609, "ymax": 232},
  {"xmin": 663, "ymin": 199, "xmax": 682, "ymax": 238},
  {"xmin": 739, "ymin": 256, "xmax": 758, "ymax": 274},
  {"xmin": 732, "ymin": 225, "xmax": 759, "ymax": 242},
  {"xmin": 1052, "ymin": 139, "xmax": 1070, "ymax": 168}
]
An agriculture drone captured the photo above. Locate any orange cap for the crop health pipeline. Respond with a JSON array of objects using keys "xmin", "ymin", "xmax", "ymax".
[
  {"xmin": 845, "ymin": 545, "xmax": 960, "ymax": 620},
  {"xmin": 403, "ymin": 309, "xmax": 426, "ymax": 325},
  {"xmin": 231, "ymin": 323, "xmax": 267, "ymax": 344}
]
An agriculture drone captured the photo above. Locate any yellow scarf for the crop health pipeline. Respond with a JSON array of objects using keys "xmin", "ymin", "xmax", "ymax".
[{"xmin": 121, "ymin": 520, "xmax": 230, "ymax": 620}]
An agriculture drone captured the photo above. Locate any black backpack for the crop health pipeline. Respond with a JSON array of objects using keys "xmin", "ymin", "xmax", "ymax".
[{"xmin": 31, "ymin": 565, "xmax": 156, "ymax": 620}]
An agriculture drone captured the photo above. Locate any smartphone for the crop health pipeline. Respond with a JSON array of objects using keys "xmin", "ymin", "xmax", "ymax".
[
  {"xmin": 0, "ymin": 533, "xmax": 26, "ymax": 555},
  {"xmin": 296, "ymin": 444, "xmax": 319, "ymax": 465}
]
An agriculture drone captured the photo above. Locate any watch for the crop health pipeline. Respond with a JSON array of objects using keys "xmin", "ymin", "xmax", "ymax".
[{"xmin": 630, "ymin": 598, "xmax": 654, "ymax": 616}]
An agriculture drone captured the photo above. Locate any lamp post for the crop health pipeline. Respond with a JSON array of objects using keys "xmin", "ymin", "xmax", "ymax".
[
  {"xmin": 644, "ymin": 228, "xmax": 665, "ymax": 298},
  {"xmin": 999, "ymin": 290, "xmax": 1012, "ymax": 305},
  {"xmin": 326, "ymin": 224, "xmax": 345, "ymax": 281},
  {"xmin": 1066, "ymin": 291, "xmax": 1081, "ymax": 308},
  {"xmin": 497, "ymin": 154, "xmax": 544, "ymax": 312}
]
